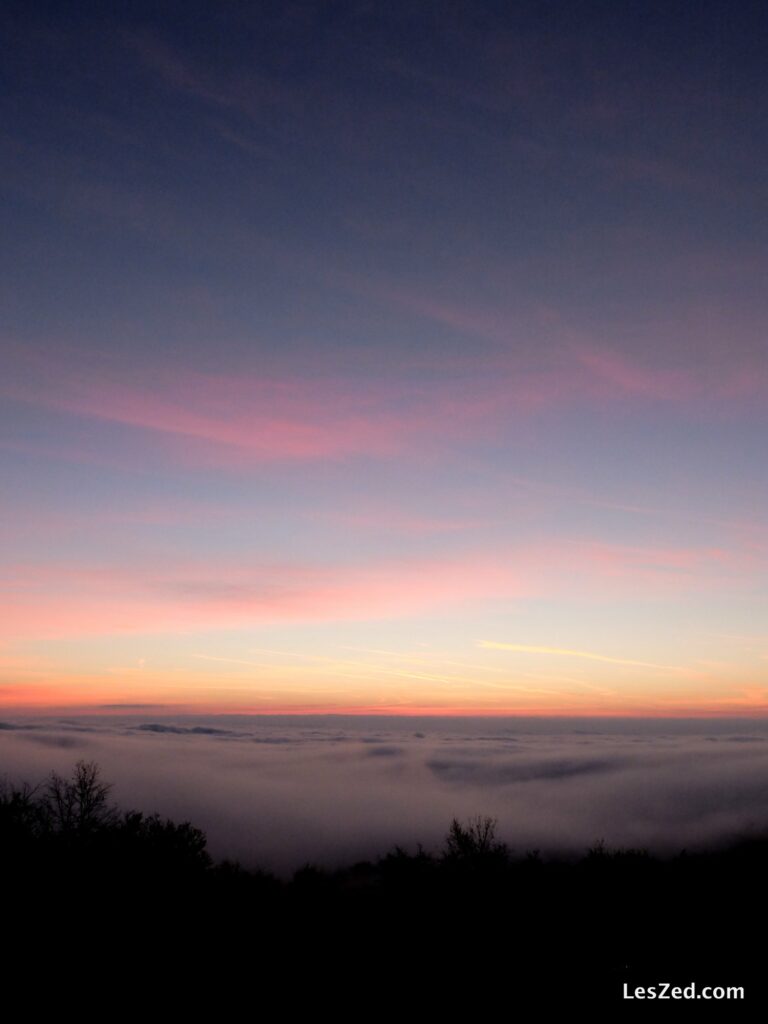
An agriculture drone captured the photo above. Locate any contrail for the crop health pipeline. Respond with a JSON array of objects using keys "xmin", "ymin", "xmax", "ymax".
[{"xmin": 478, "ymin": 641, "xmax": 682, "ymax": 672}]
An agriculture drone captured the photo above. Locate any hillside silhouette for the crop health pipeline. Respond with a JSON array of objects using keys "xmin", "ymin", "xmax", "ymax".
[{"xmin": 1, "ymin": 761, "xmax": 762, "ymax": 1011}]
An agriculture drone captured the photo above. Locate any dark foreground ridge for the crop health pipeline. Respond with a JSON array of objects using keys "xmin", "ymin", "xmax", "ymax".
[{"xmin": 1, "ymin": 761, "xmax": 762, "ymax": 1011}]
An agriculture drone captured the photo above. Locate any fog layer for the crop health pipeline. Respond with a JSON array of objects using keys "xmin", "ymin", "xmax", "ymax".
[{"xmin": 3, "ymin": 715, "xmax": 768, "ymax": 873}]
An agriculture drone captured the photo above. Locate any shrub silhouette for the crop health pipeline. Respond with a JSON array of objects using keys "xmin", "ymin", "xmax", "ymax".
[
  {"xmin": 117, "ymin": 809, "xmax": 212, "ymax": 875},
  {"xmin": 442, "ymin": 815, "xmax": 510, "ymax": 865},
  {"xmin": 4, "ymin": 756, "xmax": 768, "ymax": 1000}
]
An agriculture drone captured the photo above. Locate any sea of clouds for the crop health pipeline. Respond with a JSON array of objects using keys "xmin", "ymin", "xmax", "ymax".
[{"xmin": 3, "ymin": 715, "xmax": 768, "ymax": 874}]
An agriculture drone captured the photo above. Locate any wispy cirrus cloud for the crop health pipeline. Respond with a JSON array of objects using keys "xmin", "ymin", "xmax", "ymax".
[
  {"xmin": 0, "ymin": 538, "xmax": 760, "ymax": 642},
  {"xmin": 4, "ymin": 364, "xmax": 419, "ymax": 461},
  {"xmin": 573, "ymin": 345, "xmax": 768, "ymax": 403},
  {"xmin": 5, "ymin": 340, "xmax": 765, "ymax": 473},
  {"xmin": 3, "ymin": 345, "xmax": 524, "ymax": 464}
]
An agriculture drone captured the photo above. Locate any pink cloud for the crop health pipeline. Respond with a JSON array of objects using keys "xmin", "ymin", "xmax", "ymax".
[
  {"xmin": 333, "ymin": 510, "xmax": 487, "ymax": 534},
  {"xmin": 1, "ymin": 539, "xmax": 761, "ymax": 641},
  {"xmin": 368, "ymin": 285, "xmax": 518, "ymax": 346},
  {"xmin": 4, "ymin": 355, "xmax": 435, "ymax": 461},
  {"xmin": 4, "ymin": 340, "xmax": 766, "ymax": 475},
  {"xmin": 573, "ymin": 345, "xmax": 768, "ymax": 403},
  {"xmin": 0, "ymin": 496, "xmax": 253, "ymax": 544},
  {"xmin": 2, "ymin": 346, "xmax": 564, "ymax": 466},
  {"xmin": 575, "ymin": 346, "xmax": 695, "ymax": 399}
]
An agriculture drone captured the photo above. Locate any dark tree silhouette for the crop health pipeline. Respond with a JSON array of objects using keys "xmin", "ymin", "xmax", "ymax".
[
  {"xmin": 443, "ymin": 815, "xmax": 509, "ymax": 862},
  {"xmin": 0, "ymin": 777, "xmax": 43, "ymax": 844},
  {"xmin": 42, "ymin": 760, "xmax": 118, "ymax": 836}
]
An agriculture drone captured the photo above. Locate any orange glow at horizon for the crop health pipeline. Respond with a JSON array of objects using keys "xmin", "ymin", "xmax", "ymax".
[{"xmin": 3, "ymin": 657, "xmax": 768, "ymax": 718}]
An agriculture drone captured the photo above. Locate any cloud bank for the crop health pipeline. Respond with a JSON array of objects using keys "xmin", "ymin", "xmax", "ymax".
[{"xmin": 3, "ymin": 715, "xmax": 768, "ymax": 874}]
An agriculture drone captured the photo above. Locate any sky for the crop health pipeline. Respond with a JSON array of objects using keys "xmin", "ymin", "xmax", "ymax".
[{"xmin": 2, "ymin": 1, "xmax": 767, "ymax": 716}]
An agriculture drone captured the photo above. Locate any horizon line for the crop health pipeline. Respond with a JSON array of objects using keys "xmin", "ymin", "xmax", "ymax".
[{"xmin": 4, "ymin": 708, "xmax": 768, "ymax": 721}]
